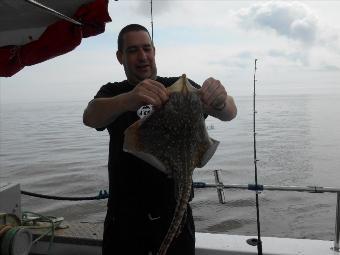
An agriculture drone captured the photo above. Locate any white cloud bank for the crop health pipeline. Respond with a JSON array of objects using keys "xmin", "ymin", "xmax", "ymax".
[
  {"xmin": 237, "ymin": 1, "xmax": 319, "ymax": 45},
  {"xmin": 234, "ymin": 1, "xmax": 340, "ymax": 70},
  {"xmin": 237, "ymin": 1, "xmax": 340, "ymax": 49}
]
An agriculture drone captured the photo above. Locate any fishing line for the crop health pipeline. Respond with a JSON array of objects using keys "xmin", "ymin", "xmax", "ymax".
[{"xmin": 253, "ymin": 59, "xmax": 263, "ymax": 254}]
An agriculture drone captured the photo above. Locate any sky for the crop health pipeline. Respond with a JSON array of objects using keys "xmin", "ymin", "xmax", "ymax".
[{"xmin": 1, "ymin": 0, "xmax": 340, "ymax": 104}]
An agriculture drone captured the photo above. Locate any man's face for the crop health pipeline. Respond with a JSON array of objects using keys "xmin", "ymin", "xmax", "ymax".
[{"xmin": 117, "ymin": 30, "xmax": 157, "ymax": 85}]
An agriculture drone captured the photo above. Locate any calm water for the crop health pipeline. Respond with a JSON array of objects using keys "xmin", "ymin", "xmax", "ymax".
[{"xmin": 1, "ymin": 94, "xmax": 340, "ymax": 241}]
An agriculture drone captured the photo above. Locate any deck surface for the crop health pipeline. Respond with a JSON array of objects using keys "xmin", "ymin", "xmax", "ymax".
[{"xmin": 31, "ymin": 221, "xmax": 103, "ymax": 245}]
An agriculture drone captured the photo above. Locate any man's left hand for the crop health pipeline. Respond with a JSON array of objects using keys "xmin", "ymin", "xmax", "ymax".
[{"xmin": 199, "ymin": 77, "xmax": 227, "ymax": 111}]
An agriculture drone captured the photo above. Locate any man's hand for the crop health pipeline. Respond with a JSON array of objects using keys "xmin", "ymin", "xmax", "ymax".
[
  {"xmin": 199, "ymin": 77, "xmax": 227, "ymax": 111},
  {"xmin": 83, "ymin": 79, "xmax": 169, "ymax": 129},
  {"xmin": 127, "ymin": 79, "xmax": 169, "ymax": 111},
  {"xmin": 199, "ymin": 77, "xmax": 237, "ymax": 121}
]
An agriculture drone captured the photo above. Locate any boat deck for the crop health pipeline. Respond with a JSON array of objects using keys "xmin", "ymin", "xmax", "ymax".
[
  {"xmin": 28, "ymin": 221, "xmax": 338, "ymax": 255},
  {"xmin": 29, "ymin": 221, "xmax": 102, "ymax": 255}
]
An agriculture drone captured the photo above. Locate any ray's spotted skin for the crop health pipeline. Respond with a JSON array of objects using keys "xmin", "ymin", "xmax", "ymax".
[{"xmin": 124, "ymin": 75, "xmax": 219, "ymax": 255}]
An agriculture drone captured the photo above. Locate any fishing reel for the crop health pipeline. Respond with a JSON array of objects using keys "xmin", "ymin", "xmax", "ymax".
[
  {"xmin": 0, "ymin": 213, "xmax": 32, "ymax": 255},
  {"xmin": 0, "ymin": 183, "xmax": 32, "ymax": 255}
]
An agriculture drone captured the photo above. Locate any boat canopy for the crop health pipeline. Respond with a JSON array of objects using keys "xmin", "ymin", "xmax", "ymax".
[{"xmin": 0, "ymin": 0, "xmax": 111, "ymax": 77}]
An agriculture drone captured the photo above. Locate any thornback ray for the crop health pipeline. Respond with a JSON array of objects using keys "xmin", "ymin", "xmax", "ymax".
[
  {"xmin": 123, "ymin": 74, "xmax": 219, "ymax": 175},
  {"xmin": 123, "ymin": 74, "xmax": 219, "ymax": 255}
]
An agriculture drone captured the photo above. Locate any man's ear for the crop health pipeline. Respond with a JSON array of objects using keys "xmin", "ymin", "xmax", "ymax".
[{"xmin": 116, "ymin": 50, "xmax": 123, "ymax": 65}]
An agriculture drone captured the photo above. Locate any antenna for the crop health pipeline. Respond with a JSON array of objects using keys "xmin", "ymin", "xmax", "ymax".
[
  {"xmin": 253, "ymin": 59, "xmax": 263, "ymax": 254},
  {"xmin": 150, "ymin": 0, "xmax": 154, "ymax": 41}
]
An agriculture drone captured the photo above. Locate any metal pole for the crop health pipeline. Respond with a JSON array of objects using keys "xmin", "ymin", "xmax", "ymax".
[
  {"xmin": 334, "ymin": 192, "xmax": 340, "ymax": 251},
  {"xmin": 193, "ymin": 182, "xmax": 340, "ymax": 193},
  {"xmin": 194, "ymin": 181, "xmax": 340, "ymax": 251},
  {"xmin": 214, "ymin": 170, "xmax": 226, "ymax": 204},
  {"xmin": 25, "ymin": 0, "xmax": 82, "ymax": 26}
]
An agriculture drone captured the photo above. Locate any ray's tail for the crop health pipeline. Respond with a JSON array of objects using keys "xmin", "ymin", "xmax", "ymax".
[{"xmin": 157, "ymin": 182, "xmax": 192, "ymax": 255}]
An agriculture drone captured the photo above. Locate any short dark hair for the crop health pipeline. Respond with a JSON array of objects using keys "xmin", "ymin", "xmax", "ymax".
[{"xmin": 117, "ymin": 24, "xmax": 152, "ymax": 52}]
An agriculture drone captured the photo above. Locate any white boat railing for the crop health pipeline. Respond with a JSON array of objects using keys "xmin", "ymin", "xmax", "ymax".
[{"xmin": 194, "ymin": 170, "xmax": 340, "ymax": 252}]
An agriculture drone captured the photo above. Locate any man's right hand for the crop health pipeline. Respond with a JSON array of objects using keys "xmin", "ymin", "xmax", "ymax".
[{"xmin": 127, "ymin": 79, "xmax": 169, "ymax": 111}]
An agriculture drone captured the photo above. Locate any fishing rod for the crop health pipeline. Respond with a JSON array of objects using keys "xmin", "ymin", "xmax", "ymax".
[
  {"xmin": 150, "ymin": 0, "xmax": 154, "ymax": 41},
  {"xmin": 253, "ymin": 59, "xmax": 263, "ymax": 254}
]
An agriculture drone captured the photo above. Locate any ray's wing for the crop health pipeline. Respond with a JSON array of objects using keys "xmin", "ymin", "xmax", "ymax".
[{"xmin": 123, "ymin": 118, "xmax": 168, "ymax": 174}]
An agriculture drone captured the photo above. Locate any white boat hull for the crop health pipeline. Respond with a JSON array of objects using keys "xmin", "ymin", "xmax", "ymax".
[
  {"xmin": 29, "ymin": 232, "xmax": 337, "ymax": 255},
  {"xmin": 196, "ymin": 233, "xmax": 336, "ymax": 255}
]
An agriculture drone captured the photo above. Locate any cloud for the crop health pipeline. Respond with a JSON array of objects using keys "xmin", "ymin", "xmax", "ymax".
[
  {"xmin": 319, "ymin": 64, "xmax": 340, "ymax": 71},
  {"xmin": 268, "ymin": 49, "xmax": 308, "ymax": 65},
  {"xmin": 319, "ymin": 29, "xmax": 340, "ymax": 53},
  {"xmin": 235, "ymin": 1, "xmax": 340, "ymax": 69},
  {"xmin": 236, "ymin": 1, "xmax": 319, "ymax": 45},
  {"xmin": 208, "ymin": 50, "xmax": 257, "ymax": 72}
]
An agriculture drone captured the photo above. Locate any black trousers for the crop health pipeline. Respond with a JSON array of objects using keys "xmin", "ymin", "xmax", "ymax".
[{"xmin": 102, "ymin": 205, "xmax": 195, "ymax": 255}]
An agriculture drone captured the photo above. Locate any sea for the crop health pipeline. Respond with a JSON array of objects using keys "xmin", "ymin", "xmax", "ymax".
[{"xmin": 1, "ymin": 94, "xmax": 340, "ymax": 241}]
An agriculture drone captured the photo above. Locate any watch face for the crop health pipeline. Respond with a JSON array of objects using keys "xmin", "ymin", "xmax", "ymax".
[{"xmin": 137, "ymin": 105, "xmax": 154, "ymax": 119}]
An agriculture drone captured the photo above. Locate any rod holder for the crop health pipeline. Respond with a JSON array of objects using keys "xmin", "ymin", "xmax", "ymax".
[{"xmin": 214, "ymin": 170, "xmax": 226, "ymax": 204}]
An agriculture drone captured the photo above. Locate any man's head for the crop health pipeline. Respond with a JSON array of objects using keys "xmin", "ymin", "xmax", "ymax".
[{"xmin": 116, "ymin": 24, "xmax": 157, "ymax": 85}]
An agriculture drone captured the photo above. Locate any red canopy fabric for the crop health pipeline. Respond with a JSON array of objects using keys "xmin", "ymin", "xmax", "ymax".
[{"xmin": 0, "ymin": 0, "xmax": 111, "ymax": 77}]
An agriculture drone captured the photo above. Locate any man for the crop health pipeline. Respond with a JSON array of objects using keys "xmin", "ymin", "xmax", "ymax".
[{"xmin": 83, "ymin": 24, "xmax": 237, "ymax": 255}]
